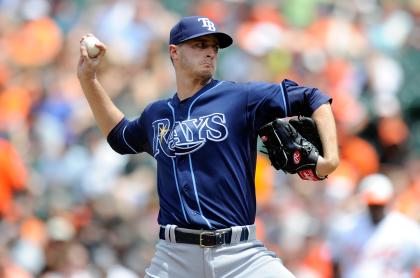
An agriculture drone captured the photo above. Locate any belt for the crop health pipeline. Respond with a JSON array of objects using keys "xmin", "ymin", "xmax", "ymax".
[{"xmin": 159, "ymin": 226, "xmax": 250, "ymax": 248}]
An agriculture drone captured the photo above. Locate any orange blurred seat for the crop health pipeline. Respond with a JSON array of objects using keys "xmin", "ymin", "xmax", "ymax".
[
  {"xmin": 394, "ymin": 179, "xmax": 420, "ymax": 221},
  {"xmin": 0, "ymin": 86, "xmax": 31, "ymax": 131},
  {"xmin": 301, "ymin": 240, "xmax": 333, "ymax": 278},
  {"xmin": 341, "ymin": 136, "xmax": 380, "ymax": 177},
  {"xmin": 6, "ymin": 17, "xmax": 63, "ymax": 66},
  {"xmin": 255, "ymin": 153, "xmax": 274, "ymax": 205},
  {"xmin": 0, "ymin": 138, "xmax": 27, "ymax": 218}
]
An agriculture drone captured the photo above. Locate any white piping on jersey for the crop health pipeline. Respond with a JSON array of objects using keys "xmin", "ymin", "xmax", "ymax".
[
  {"xmin": 279, "ymin": 82, "xmax": 288, "ymax": 117},
  {"xmin": 171, "ymin": 158, "xmax": 189, "ymax": 224},
  {"xmin": 168, "ymin": 102, "xmax": 190, "ymax": 224},
  {"xmin": 188, "ymin": 154, "xmax": 212, "ymax": 229},
  {"xmin": 185, "ymin": 80, "xmax": 224, "ymax": 229},
  {"xmin": 187, "ymin": 81, "xmax": 224, "ymax": 117},
  {"xmin": 122, "ymin": 124, "xmax": 139, "ymax": 153}
]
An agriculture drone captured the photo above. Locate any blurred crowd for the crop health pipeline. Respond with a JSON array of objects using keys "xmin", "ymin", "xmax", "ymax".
[{"xmin": 0, "ymin": 0, "xmax": 420, "ymax": 277}]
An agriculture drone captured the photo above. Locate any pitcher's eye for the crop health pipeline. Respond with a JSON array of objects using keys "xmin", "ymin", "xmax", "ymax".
[
  {"xmin": 191, "ymin": 41, "xmax": 219, "ymax": 52},
  {"xmin": 195, "ymin": 42, "xmax": 206, "ymax": 49}
]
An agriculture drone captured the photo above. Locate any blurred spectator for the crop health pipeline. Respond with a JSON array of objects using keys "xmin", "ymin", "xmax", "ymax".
[{"xmin": 328, "ymin": 173, "xmax": 420, "ymax": 278}]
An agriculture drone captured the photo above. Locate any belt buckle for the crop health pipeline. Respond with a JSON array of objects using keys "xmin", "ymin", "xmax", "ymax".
[{"xmin": 199, "ymin": 231, "xmax": 217, "ymax": 248}]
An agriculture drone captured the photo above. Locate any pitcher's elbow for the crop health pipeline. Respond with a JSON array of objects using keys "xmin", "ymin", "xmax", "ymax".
[{"xmin": 328, "ymin": 156, "xmax": 340, "ymax": 172}]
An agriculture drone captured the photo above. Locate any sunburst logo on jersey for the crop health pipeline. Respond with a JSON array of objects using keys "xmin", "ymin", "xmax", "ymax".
[{"xmin": 159, "ymin": 126, "xmax": 169, "ymax": 142}]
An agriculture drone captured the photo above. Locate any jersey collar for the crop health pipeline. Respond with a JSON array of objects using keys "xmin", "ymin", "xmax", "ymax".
[{"xmin": 172, "ymin": 79, "xmax": 219, "ymax": 105}]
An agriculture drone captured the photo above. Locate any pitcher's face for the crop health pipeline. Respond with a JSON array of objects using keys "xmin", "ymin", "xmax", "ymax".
[{"xmin": 171, "ymin": 35, "xmax": 219, "ymax": 79}]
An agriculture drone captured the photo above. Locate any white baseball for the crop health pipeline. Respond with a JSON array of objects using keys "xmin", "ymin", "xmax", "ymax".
[{"xmin": 81, "ymin": 36, "xmax": 101, "ymax": 58}]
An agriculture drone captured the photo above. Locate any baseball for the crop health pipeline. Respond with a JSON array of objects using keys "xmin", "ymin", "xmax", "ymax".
[{"xmin": 81, "ymin": 36, "xmax": 101, "ymax": 58}]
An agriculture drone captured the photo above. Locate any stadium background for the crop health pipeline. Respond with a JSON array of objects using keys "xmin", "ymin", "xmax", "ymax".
[{"xmin": 0, "ymin": 0, "xmax": 419, "ymax": 277}]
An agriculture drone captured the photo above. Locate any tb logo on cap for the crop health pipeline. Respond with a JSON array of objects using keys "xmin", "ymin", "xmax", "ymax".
[{"xmin": 198, "ymin": 17, "xmax": 216, "ymax": 31}]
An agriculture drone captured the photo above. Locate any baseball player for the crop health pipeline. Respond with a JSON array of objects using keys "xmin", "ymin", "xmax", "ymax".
[
  {"xmin": 328, "ymin": 173, "xmax": 420, "ymax": 278},
  {"xmin": 77, "ymin": 16, "xmax": 339, "ymax": 277}
]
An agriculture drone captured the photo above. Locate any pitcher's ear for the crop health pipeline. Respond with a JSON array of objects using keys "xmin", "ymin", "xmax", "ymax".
[{"xmin": 169, "ymin": 44, "xmax": 178, "ymax": 60}]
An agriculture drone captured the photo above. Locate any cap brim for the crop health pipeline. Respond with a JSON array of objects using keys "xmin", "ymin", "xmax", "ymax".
[
  {"xmin": 363, "ymin": 195, "xmax": 390, "ymax": 205},
  {"xmin": 176, "ymin": 32, "xmax": 233, "ymax": 48}
]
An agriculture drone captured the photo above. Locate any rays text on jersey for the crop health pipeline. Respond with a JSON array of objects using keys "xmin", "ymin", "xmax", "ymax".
[{"xmin": 152, "ymin": 113, "xmax": 228, "ymax": 157}]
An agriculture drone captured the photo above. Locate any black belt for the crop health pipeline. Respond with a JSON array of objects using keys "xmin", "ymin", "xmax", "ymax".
[{"xmin": 159, "ymin": 226, "xmax": 250, "ymax": 248}]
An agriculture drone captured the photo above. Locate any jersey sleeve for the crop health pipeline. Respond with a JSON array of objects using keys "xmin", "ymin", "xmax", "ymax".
[
  {"xmin": 247, "ymin": 79, "xmax": 332, "ymax": 130},
  {"xmin": 246, "ymin": 81, "xmax": 288, "ymax": 131},
  {"xmin": 284, "ymin": 79, "xmax": 332, "ymax": 117},
  {"xmin": 106, "ymin": 107, "xmax": 151, "ymax": 155}
]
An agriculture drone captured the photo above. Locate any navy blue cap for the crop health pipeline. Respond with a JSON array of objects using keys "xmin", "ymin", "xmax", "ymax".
[{"xmin": 169, "ymin": 16, "xmax": 233, "ymax": 48}]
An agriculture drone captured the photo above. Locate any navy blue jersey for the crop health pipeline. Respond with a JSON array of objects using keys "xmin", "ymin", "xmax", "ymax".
[{"xmin": 107, "ymin": 79, "xmax": 331, "ymax": 229}]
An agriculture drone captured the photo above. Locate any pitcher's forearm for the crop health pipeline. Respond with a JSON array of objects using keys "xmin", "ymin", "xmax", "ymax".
[
  {"xmin": 80, "ymin": 77, "xmax": 124, "ymax": 136},
  {"xmin": 312, "ymin": 103, "xmax": 339, "ymax": 176}
]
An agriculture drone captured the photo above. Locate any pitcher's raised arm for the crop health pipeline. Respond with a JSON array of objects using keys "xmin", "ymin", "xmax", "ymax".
[{"xmin": 77, "ymin": 34, "xmax": 124, "ymax": 136}]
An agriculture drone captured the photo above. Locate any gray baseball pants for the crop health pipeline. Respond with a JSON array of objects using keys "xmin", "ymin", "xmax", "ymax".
[{"xmin": 144, "ymin": 224, "xmax": 295, "ymax": 278}]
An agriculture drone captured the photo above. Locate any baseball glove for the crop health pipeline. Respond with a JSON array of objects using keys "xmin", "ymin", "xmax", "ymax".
[{"xmin": 258, "ymin": 116, "xmax": 326, "ymax": 181}]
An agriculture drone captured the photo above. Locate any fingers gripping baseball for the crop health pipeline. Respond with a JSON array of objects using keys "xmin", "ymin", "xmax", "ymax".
[{"xmin": 77, "ymin": 34, "xmax": 106, "ymax": 80}]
